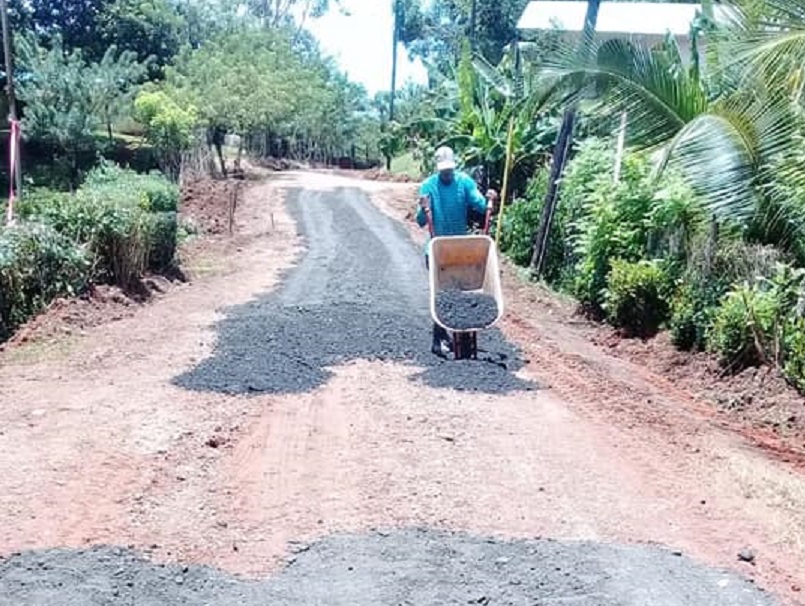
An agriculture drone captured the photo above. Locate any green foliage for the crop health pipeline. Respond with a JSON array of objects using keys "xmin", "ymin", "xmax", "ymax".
[
  {"xmin": 669, "ymin": 281, "xmax": 723, "ymax": 351},
  {"xmin": 398, "ymin": 0, "xmax": 529, "ymax": 73},
  {"xmin": 499, "ymin": 171, "xmax": 547, "ymax": 267},
  {"xmin": 783, "ymin": 318, "xmax": 805, "ymax": 393},
  {"xmin": 89, "ymin": 45, "xmax": 150, "ymax": 141},
  {"xmin": 708, "ymin": 264, "xmax": 805, "ymax": 371},
  {"xmin": 82, "ymin": 161, "xmax": 179, "ymax": 212},
  {"xmin": 19, "ymin": 165, "xmax": 179, "ymax": 289},
  {"xmin": 24, "ymin": 0, "xmax": 113, "ymax": 59},
  {"xmin": 709, "ymin": 282, "xmax": 777, "ymax": 370},
  {"xmin": 552, "ymin": 139, "xmax": 703, "ymax": 314},
  {"xmin": 16, "ymin": 34, "xmax": 100, "ymax": 185},
  {"xmin": 568, "ymin": 145, "xmax": 656, "ymax": 310},
  {"xmin": 0, "ymin": 222, "xmax": 90, "ymax": 340},
  {"xmin": 134, "ymin": 91, "xmax": 198, "ymax": 180},
  {"xmin": 98, "ymin": 0, "xmax": 182, "ymax": 74},
  {"xmin": 603, "ymin": 259, "xmax": 671, "ymax": 337},
  {"xmin": 163, "ymin": 27, "xmax": 374, "ymax": 165}
]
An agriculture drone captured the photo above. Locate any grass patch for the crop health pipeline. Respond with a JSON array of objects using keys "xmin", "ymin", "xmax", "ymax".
[{"xmin": 391, "ymin": 152, "xmax": 421, "ymax": 179}]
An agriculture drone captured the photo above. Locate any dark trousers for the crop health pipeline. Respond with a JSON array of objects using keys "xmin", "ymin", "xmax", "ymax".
[{"xmin": 425, "ymin": 255, "xmax": 450, "ymax": 345}]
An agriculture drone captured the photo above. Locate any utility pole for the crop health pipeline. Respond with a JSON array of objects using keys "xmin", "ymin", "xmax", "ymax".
[
  {"xmin": 469, "ymin": 0, "xmax": 477, "ymax": 49},
  {"xmin": 387, "ymin": 0, "xmax": 400, "ymax": 170},
  {"xmin": 530, "ymin": 0, "xmax": 601, "ymax": 277},
  {"xmin": 0, "ymin": 0, "xmax": 20, "ymax": 223},
  {"xmin": 390, "ymin": 0, "xmax": 399, "ymax": 122}
]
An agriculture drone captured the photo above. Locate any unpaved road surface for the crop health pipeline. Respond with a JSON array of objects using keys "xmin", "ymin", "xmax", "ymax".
[
  {"xmin": 174, "ymin": 186, "xmax": 530, "ymax": 395},
  {"xmin": 0, "ymin": 172, "xmax": 802, "ymax": 604}
]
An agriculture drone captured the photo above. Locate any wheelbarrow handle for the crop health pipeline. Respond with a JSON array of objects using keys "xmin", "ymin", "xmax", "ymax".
[
  {"xmin": 482, "ymin": 191, "xmax": 497, "ymax": 235},
  {"xmin": 420, "ymin": 194, "xmax": 435, "ymax": 238}
]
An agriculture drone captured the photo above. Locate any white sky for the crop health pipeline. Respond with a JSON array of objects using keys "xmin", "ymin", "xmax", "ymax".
[{"xmin": 305, "ymin": 0, "xmax": 429, "ymax": 95}]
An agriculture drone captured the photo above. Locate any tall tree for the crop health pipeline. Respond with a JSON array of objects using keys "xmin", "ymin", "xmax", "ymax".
[
  {"xmin": 27, "ymin": 0, "xmax": 112, "ymax": 57},
  {"xmin": 245, "ymin": 0, "xmax": 341, "ymax": 28},
  {"xmin": 89, "ymin": 46, "xmax": 149, "ymax": 141},
  {"xmin": 398, "ymin": 0, "xmax": 529, "ymax": 74},
  {"xmin": 98, "ymin": 0, "xmax": 183, "ymax": 75},
  {"xmin": 15, "ymin": 34, "xmax": 99, "ymax": 187}
]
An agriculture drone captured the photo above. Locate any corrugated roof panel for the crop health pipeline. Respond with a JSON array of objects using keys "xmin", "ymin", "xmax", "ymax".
[{"xmin": 517, "ymin": 1, "xmax": 702, "ymax": 36}]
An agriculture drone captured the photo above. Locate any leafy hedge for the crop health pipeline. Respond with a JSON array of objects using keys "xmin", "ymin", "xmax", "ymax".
[
  {"xmin": 496, "ymin": 136, "xmax": 805, "ymax": 391},
  {"xmin": 604, "ymin": 259, "xmax": 670, "ymax": 338},
  {"xmin": 0, "ymin": 222, "xmax": 90, "ymax": 340},
  {"xmin": 0, "ymin": 163, "xmax": 180, "ymax": 340}
]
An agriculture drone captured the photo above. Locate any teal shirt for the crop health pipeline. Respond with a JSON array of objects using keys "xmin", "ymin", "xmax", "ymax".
[{"xmin": 416, "ymin": 171, "xmax": 487, "ymax": 255}]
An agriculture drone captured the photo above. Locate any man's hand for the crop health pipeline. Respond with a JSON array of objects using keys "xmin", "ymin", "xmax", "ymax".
[
  {"xmin": 485, "ymin": 189, "xmax": 499, "ymax": 211},
  {"xmin": 419, "ymin": 194, "xmax": 431, "ymax": 212}
]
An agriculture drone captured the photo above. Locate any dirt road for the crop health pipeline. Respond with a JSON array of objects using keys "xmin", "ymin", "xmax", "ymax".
[{"xmin": 0, "ymin": 172, "xmax": 802, "ymax": 604}]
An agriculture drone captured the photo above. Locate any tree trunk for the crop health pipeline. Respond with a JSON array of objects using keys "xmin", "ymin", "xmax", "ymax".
[
  {"xmin": 235, "ymin": 135, "xmax": 244, "ymax": 171},
  {"xmin": 529, "ymin": 108, "xmax": 576, "ymax": 276},
  {"xmin": 215, "ymin": 142, "xmax": 227, "ymax": 178}
]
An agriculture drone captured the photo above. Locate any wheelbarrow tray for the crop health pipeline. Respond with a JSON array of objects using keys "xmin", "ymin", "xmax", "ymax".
[{"xmin": 428, "ymin": 234, "xmax": 504, "ymax": 333}]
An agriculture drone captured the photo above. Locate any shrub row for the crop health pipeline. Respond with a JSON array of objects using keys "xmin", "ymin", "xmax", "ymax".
[
  {"xmin": 498, "ymin": 137, "xmax": 805, "ymax": 391},
  {"xmin": 0, "ymin": 163, "xmax": 180, "ymax": 340}
]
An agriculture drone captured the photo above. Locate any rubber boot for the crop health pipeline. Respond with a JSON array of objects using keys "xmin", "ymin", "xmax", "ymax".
[
  {"xmin": 432, "ymin": 323, "xmax": 453, "ymax": 357},
  {"xmin": 432, "ymin": 323, "xmax": 449, "ymax": 358}
]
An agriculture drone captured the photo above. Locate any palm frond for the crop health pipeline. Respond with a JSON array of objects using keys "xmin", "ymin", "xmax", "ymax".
[
  {"xmin": 717, "ymin": 0, "xmax": 805, "ymax": 96},
  {"xmin": 542, "ymin": 37, "xmax": 709, "ymax": 149},
  {"xmin": 472, "ymin": 55, "xmax": 513, "ymax": 98},
  {"xmin": 656, "ymin": 91, "xmax": 800, "ymax": 222}
]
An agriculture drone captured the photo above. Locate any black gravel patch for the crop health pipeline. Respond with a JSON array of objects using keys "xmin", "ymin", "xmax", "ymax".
[
  {"xmin": 436, "ymin": 288, "xmax": 499, "ymax": 330},
  {"xmin": 174, "ymin": 187, "xmax": 535, "ymax": 395},
  {"xmin": 0, "ymin": 530, "xmax": 778, "ymax": 605}
]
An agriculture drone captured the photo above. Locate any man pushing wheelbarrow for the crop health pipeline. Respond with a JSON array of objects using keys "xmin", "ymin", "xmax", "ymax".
[{"xmin": 416, "ymin": 146, "xmax": 499, "ymax": 358}]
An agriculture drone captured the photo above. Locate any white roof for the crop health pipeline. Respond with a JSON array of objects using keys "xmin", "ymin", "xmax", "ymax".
[{"xmin": 517, "ymin": 1, "xmax": 702, "ymax": 36}]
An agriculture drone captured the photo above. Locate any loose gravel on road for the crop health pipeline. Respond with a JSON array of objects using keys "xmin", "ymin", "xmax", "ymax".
[
  {"xmin": 0, "ymin": 530, "xmax": 777, "ymax": 606},
  {"xmin": 175, "ymin": 187, "xmax": 535, "ymax": 395},
  {"xmin": 436, "ymin": 288, "xmax": 499, "ymax": 330}
]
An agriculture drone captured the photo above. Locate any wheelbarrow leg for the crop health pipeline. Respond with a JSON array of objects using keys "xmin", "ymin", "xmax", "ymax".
[{"xmin": 453, "ymin": 332, "xmax": 476, "ymax": 361}]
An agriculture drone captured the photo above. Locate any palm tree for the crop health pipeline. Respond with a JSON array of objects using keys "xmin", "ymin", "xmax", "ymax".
[
  {"xmin": 530, "ymin": 0, "xmax": 601, "ymax": 276},
  {"xmin": 530, "ymin": 0, "xmax": 805, "ymax": 267}
]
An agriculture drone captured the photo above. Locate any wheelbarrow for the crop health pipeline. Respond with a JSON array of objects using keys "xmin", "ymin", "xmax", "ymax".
[{"xmin": 423, "ymin": 201, "xmax": 504, "ymax": 360}]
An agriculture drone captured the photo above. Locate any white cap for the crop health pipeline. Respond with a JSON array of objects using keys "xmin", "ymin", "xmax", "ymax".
[{"xmin": 435, "ymin": 146, "xmax": 457, "ymax": 171}]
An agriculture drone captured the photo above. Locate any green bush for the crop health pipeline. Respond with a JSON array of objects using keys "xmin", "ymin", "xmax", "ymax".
[
  {"xmin": 603, "ymin": 259, "xmax": 671, "ymax": 337},
  {"xmin": 83, "ymin": 162, "xmax": 179, "ymax": 212},
  {"xmin": 0, "ymin": 222, "xmax": 89, "ymax": 339},
  {"xmin": 498, "ymin": 171, "xmax": 548, "ymax": 268},
  {"xmin": 134, "ymin": 90, "xmax": 198, "ymax": 181},
  {"xmin": 20, "ymin": 165, "xmax": 180, "ymax": 288},
  {"xmin": 567, "ymin": 146, "xmax": 658, "ymax": 310},
  {"xmin": 708, "ymin": 283, "xmax": 778, "ymax": 370},
  {"xmin": 669, "ymin": 282, "xmax": 723, "ymax": 351},
  {"xmin": 149, "ymin": 211, "xmax": 178, "ymax": 271},
  {"xmin": 783, "ymin": 318, "xmax": 805, "ymax": 392},
  {"xmin": 91, "ymin": 200, "xmax": 154, "ymax": 289}
]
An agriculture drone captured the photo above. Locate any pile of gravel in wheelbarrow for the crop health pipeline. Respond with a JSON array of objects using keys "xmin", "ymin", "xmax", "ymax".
[{"xmin": 435, "ymin": 288, "xmax": 499, "ymax": 331}]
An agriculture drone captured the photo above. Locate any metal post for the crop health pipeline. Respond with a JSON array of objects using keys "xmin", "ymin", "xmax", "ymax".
[
  {"xmin": 529, "ymin": 0, "xmax": 601, "ymax": 277},
  {"xmin": 387, "ymin": 0, "xmax": 400, "ymax": 170},
  {"xmin": 0, "ymin": 0, "xmax": 21, "ymax": 222},
  {"xmin": 613, "ymin": 111, "xmax": 628, "ymax": 184}
]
